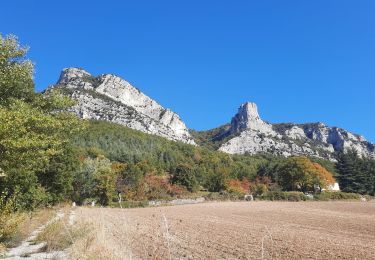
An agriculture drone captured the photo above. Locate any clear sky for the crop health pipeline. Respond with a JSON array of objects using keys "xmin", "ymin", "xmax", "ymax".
[{"xmin": 1, "ymin": 1, "xmax": 374, "ymax": 141}]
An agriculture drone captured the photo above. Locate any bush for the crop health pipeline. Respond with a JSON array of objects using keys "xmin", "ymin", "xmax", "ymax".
[
  {"xmin": 252, "ymin": 183, "xmax": 269, "ymax": 196},
  {"xmin": 259, "ymin": 191, "xmax": 308, "ymax": 201},
  {"xmin": 171, "ymin": 164, "xmax": 198, "ymax": 192},
  {"xmin": 204, "ymin": 191, "xmax": 243, "ymax": 201},
  {"xmin": 314, "ymin": 192, "xmax": 361, "ymax": 201},
  {"xmin": 110, "ymin": 200, "xmax": 149, "ymax": 208},
  {"xmin": 142, "ymin": 174, "xmax": 186, "ymax": 200},
  {"xmin": 0, "ymin": 194, "xmax": 25, "ymax": 245},
  {"xmin": 227, "ymin": 179, "xmax": 250, "ymax": 197}
]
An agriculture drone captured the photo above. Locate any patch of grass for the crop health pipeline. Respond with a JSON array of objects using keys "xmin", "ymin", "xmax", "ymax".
[
  {"xmin": 69, "ymin": 211, "xmax": 134, "ymax": 260},
  {"xmin": 35, "ymin": 219, "xmax": 89, "ymax": 252},
  {"xmin": 3, "ymin": 207, "xmax": 56, "ymax": 249},
  {"xmin": 0, "ymin": 196, "xmax": 26, "ymax": 248}
]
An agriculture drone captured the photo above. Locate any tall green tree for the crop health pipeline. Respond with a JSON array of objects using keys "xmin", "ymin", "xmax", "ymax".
[
  {"xmin": 0, "ymin": 34, "xmax": 34, "ymax": 105},
  {"xmin": 336, "ymin": 150, "xmax": 375, "ymax": 195},
  {"xmin": 171, "ymin": 163, "xmax": 198, "ymax": 192},
  {"xmin": 0, "ymin": 34, "xmax": 85, "ymax": 209}
]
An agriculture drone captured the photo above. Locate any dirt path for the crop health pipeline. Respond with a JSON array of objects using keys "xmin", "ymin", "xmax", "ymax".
[
  {"xmin": 77, "ymin": 201, "xmax": 375, "ymax": 259},
  {"xmin": 4, "ymin": 209, "xmax": 76, "ymax": 260}
]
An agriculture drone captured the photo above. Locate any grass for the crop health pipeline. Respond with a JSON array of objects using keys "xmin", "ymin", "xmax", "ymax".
[
  {"xmin": 10, "ymin": 208, "xmax": 56, "ymax": 246},
  {"xmin": 68, "ymin": 209, "xmax": 134, "ymax": 260},
  {"xmin": 0, "ymin": 206, "xmax": 57, "ymax": 253},
  {"xmin": 35, "ymin": 214, "xmax": 89, "ymax": 253},
  {"xmin": 0, "ymin": 205, "xmax": 72, "ymax": 258}
]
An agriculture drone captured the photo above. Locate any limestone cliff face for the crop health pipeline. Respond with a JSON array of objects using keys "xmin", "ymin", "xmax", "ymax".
[
  {"xmin": 49, "ymin": 68, "xmax": 195, "ymax": 144},
  {"xmin": 229, "ymin": 102, "xmax": 274, "ymax": 135},
  {"xmin": 48, "ymin": 69, "xmax": 374, "ymax": 159},
  {"xmin": 219, "ymin": 102, "xmax": 375, "ymax": 160}
]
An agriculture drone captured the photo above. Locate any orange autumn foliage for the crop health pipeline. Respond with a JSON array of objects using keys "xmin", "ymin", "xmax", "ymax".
[
  {"xmin": 279, "ymin": 157, "xmax": 336, "ymax": 192},
  {"xmin": 227, "ymin": 178, "xmax": 250, "ymax": 195}
]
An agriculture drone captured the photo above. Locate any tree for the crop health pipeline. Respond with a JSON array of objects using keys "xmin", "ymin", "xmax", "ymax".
[
  {"xmin": 336, "ymin": 150, "xmax": 375, "ymax": 195},
  {"xmin": 171, "ymin": 163, "xmax": 198, "ymax": 192},
  {"xmin": 0, "ymin": 34, "xmax": 85, "ymax": 209},
  {"xmin": 0, "ymin": 34, "xmax": 34, "ymax": 105},
  {"xmin": 37, "ymin": 145, "xmax": 80, "ymax": 204},
  {"xmin": 93, "ymin": 156, "xmax": 117, "ymax": 205},
  {"xmin": 205, "ymin": 167, "xmax": 229, "ymax": 192},
  {"xmin": 277, "ymin": 157, "xmax": 335, "ymax": 193},
  {"xmin": 227, "ymin": 178, "xmax": 250, "ymax": 196}
]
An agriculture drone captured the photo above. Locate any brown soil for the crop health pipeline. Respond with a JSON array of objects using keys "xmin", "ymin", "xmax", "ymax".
[{"xmin": 76, "ymin": 201, "xmax": 375, "ymax": 259}]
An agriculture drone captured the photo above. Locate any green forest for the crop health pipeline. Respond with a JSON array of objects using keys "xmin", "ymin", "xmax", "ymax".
[{"xmin": 0, "ymin": 34, "xmax": 374, "ymax": 244}]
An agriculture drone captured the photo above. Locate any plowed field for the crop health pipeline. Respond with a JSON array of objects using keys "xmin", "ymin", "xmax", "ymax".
[{"xmin": 76, "ymin": 201, "xmax": 375, "ymax": 259}]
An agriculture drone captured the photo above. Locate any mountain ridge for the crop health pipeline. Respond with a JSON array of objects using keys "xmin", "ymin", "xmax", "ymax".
[
  {"xmin": 47, "ymin": 68, "xmax": 374, "ymax": 160},
  {"xmin": 214, "ymin": 102, "xmax": 374, "ymax": 160},
  {"xmin": 48, "ymin": 68, "xmax": 196, "ymax": 144}
]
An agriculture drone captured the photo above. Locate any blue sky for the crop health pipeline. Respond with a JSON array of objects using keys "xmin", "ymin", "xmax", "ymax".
[{"xmin": 1, "ymin": 1, "xmax": 374, "ymax": 141}]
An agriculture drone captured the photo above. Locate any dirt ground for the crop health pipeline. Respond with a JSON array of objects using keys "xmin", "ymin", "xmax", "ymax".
[{"xmin": 75, "ymin": 201, "xmax": 375, "ymax": 259}]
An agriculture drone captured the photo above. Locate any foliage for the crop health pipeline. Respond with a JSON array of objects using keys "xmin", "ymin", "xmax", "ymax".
[
  {"xmin": 171, "ymin": 164, "xmax": 198, "ymax": 192},
  {"xmin": 259, "ymin": 191, "xmax": 308, "ymax": 201},
  {"xmin": 250, "ymin": 176, "xmax": 272, "ymax": 196},
  {"xmin": 0, "ymin": 194, "xmax": 25, "ymax": 244},
  {"xmin": 73, "ymin": 120, "xmax": 266, "ymax": 193},
  {"xmin": 0, "ymin": 34, "xmax": 34, "ymax": 105},
  {"xmin": 205, "ymin": 168, "xmax": 229, "ymax": 192},
  {"xmin": 314, "ymin": 191, "xmax": 361, "ymax": 201},
  {"xmin": 227, "ymin": 178, "xmax": 250, "ymax": 196},
  {"xmin": 277, "ymin": 157, "xmax": 335, "ymax": 193},
  {"xmin": 336, "ymin": 150, "xmax": 375, "ymax": 195},
  {"xmin": 0, "ymin": 97, "xmax": 83, "ymax": 210},
  {"xmin": 36, "ymin": 146, "xmax": 80, "ymax": 204},
  {"xmin": 189, "ymin": 124, "xmax": 233, "ymax": 150},
  {"xmin": 204, "ymin": 191, "xmax": 243, "ymax": 201},
  {"xmin": 92, "ymin": 156, "xmax": 117, "ymax": 205},
  {"xmin": 0, "ymin": 33, "xmax": 85, "ymax": 210},
  {"xmin": 72, "ymin": 156, "xmax": 118, "ymax": 205},
  {"xmin": 143, "ymin": 174, "xmax": 185, "ymax": 200}
]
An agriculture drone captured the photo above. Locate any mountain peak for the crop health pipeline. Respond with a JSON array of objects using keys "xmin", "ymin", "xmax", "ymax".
[
  {"xmin": 229, "ymin": 102, "xmax": 273, "ymax": 134},
  {"xmin": 239, "ymin": 102, "xmax": 261, "ymax": 121},
  {"xmin": 50, "ymin": 68, "xmax": 195, "ymax": 145},
  {"xmin": 57, "ymin": 67, "xmax": 92, "ymax": 85}
]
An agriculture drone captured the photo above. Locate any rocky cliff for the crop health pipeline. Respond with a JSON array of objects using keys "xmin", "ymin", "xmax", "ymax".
[
  {"xmin": 218, "ymin": 102, "xmax": 375, "ymax": 160},
  {"xmin": 48, "ymin": 68, "xmax": 195, "ymax": 144},
  {"xmin": 47, "ymin": 68, "xmax": 374, "ymax": 160}
]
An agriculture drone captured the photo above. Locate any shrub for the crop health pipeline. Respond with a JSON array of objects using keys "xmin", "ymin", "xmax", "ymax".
[
  {"xmin": 205, "ymin": 168, "xmax": 229, "ymax": 192},
  {"xmin": 259, "ymin": 191, "xmax": 308, "ymax": 201},
  {"xmin": 252, "ymin": 183, "xmax": 269, "ymax": 196},
  {"xmin": 314, "ymin": 192, "xmax": 360, "ymax": 201},
  {"xmin": 110, "ymin": 200, "xmax": 149, "ymax": 208},
  {"xmin": 0, "ymin": 194, "xmax": 25, "ymax": 245},
  {"xmin": 227, "ymin": 179, "xmax": 250, "ymax": 196},
  {"xmin": 142, "ymin": 173, "xmax": 186, "ymax": 200},
  {"xmin": 204, "ymin": 191, "xmax": 242, "ymax": 201}
]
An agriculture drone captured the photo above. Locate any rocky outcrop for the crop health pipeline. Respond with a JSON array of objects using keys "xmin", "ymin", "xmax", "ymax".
[
  {"xmin": 229, "ymin": 102, "xmax": 275, "ymax": 135},
  {"xmin": 219, "ymin": 102, "xmax": 375, "ymax": 160},
  {"xmin": 48, "ymin": 68, "xmax": 195, "ymax": 144},
  {"xmin": 47, "ymin": 68, "xmax": 374, "ymax": 160}
]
